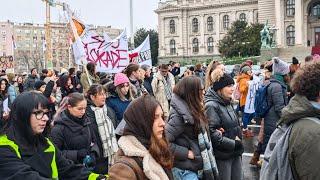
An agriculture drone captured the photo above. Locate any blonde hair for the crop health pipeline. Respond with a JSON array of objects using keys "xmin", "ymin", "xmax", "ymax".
[{"xmin": 205, "ymin": 60, "xmax": 222, "ymax": 90}]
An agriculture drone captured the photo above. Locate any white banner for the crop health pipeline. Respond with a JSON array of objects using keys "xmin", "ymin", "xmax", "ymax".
[
  {"xmin": 129, "ymin": 35, "xmax": 152, "ymax": 66},
  {"xmin": 73, "ymin": 30, "xmax": 129, "ymax": 73}
]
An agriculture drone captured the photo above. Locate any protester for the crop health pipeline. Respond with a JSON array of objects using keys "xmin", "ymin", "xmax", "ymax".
[
  {"xmin": 124, "ymin": 63, "xmax": 147, "ymax": 98},
  {"xmin": 194, "ymin": 63, "xmax": 205, "ymax": 84},
  {"xmin": 85, "ymin": 84, "xmax": 118, "ymax": 173},
  {"xmin": 40, "ymin": 69, "xmax": 48, "ymax": 81},
  {"xmin": 69, "ymin": 67, "xmax": 83, "ymax": 93},
  {"xmin": 24, "ymin": 68, "xmax": 39, "ymax": 91},
  {"xmin": 277, "ymin": 62, "xmax": 320, "ymax": 179},
  {"xmin": 60, "ymin": 74, "xmax": 77, "ymax": 98},
  {"xmin": 205, "ymin": 60, "xmax": 225, "ymax": 90},
  {"xmin": 106, "ymin": 73, "xmax": 132, "ymax": 127},
  {"xmin": 237, "ymin": 65, "xmax": 254, "ymax": 137},
  {"xmin": 0, "ymin": 92, "xmax": 106, "ymax": 179},
  {"xmin": 204, "ymin": 70, "xmax": 243, "ymax": 180},
  {"xmin": 0, "ymin": 78, "xmax": 10, "ymax": 128},
  {"xmin": 166, "ymin": 76, "xmax": 218, "ymax": 179},
  {"xmin": 152, "ymin": 64, "xmax": 175, "ymax": 119},
  {"xmin": 261, "ymin": 58, "xmax": 289, "ymax": 153},
  {"xmin": 304, "ymin": 55, "xmax": 313, "ymax": 64},
  {"xmin": 51, "ymin": 92, "xmax": 107, "ymax": 174},
  {"xmin": 81, "ymin": 62, "xmax": 100, "ymax": 93},
  {"xmin": 141, "ymin": 64, "xmax": 154, "ymax": 96},
  {"xmin": 6, "ymin": 73, "xmax": 17, "ymax": 104},
  {"xmin": 15, "ymin": 75, "xmax": 24, "ymax": 94},
  {"xmin": 108, "ymin": 95, "xmax": 173, "ymax": 180}
]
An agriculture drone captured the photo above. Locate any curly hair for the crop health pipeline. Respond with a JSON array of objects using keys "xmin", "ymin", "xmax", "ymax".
[{"xmin": 290, "ymin": 62, "xmax": 320, "ymax": 101}]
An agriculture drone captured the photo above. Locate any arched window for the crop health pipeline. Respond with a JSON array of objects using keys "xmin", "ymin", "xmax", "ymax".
[
  {"xmin": 239, "ymin": 13, "xmax": 246, "ymax": 22},
  {"xmin": 192, "ymin": 38, "xmax": 199, "ymax": 53},
  {"xmin": 169, "ymin": 20, "xmax": 175, "ymax": 34},
  {"xmin": 312, "ymin": 4, "xmax": 320, "ymax": 16},
  {"xmin": 192, "ymin": 18, "xmax": 199, "ymax": 32},
  {"xmin": 286, "ymin": 0, "xmax": 295, "ymax": 16},
  {"xmin": 286, "ymin": 25, "xmax": 295, "ymax": 46},
  {"xmin": 223, "ymin": 15, "xmax": 229, "ymax": 30},
  {"xmin": 207, "ymin": 16, "xmax": 213, "ymax": 31},
  {"xmin": 207, "ymin": 37, "xmax": 214, "ymax": 53},
  {"xmin": 170, "ymin": 39, "xmax": 176, "ymax": 55}
]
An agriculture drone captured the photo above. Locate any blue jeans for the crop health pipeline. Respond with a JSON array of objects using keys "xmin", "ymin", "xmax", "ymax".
[{"xmin": 172, "ymin": 167, "xmax": 198, "ymax": 180}]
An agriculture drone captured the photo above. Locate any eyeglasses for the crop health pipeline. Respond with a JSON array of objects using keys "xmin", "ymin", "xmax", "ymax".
[{"xmin": 32, "ymin": 110, "xmax": 51, "ymax": 120}]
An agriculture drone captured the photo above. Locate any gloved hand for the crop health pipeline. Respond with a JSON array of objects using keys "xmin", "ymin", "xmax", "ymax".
[
  {"xmin": 234, "ymin": 140, "xmax": 244, "ymax": 156},
  {"xmin": 83, "ymin": 154, "xmax": 96, "ymax": 168},
  {"xmin": 96, "ymin": 174, "xmax": 108, "ymax": 180},
  {"xmin": 77, "ymin": 149, "xmax": 88, "ymax": 162}
]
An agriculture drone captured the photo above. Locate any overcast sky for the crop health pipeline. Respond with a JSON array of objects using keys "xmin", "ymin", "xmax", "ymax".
[{"xmin": 1, "ymin": 0, "xmax": 160, "ymax": 36}]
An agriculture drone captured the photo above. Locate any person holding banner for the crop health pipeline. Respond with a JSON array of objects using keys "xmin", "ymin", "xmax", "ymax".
[
  {"xmin": 124, "ymin": 63, "xmax": 148, "ymax": 98},
  {"xmin": 80, "ymin": 63, "xmax": 100, "ymax": 93}
]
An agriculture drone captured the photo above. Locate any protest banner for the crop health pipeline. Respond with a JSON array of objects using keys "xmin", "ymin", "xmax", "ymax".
[{"xmin": 129, "ymin": 35, "xmax": 152, "ymax": 66}]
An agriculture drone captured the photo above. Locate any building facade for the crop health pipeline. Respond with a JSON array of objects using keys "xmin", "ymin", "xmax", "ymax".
[
  {"xmin": 0, "ymin": 20, "xmax": 122, "ymax": 73},
  {"xmin": 156, "ymin": 0, "xmax": 320, "ymax": 63}
]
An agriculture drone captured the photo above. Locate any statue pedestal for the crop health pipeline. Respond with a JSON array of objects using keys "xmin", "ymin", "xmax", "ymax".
[{"xmin": 259, "ymin": 48, "xmax": 279, "ymax": 62}]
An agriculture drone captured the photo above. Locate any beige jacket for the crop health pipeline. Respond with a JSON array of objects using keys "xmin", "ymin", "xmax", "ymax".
[{"xmin": 151, "ymin": 72, "xmax": 175, "ymax": 117}]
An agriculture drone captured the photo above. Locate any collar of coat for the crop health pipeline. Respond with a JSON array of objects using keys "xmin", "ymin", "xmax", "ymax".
[{"xmin": 118, "ymin": 135, "xmax": 169, "ymax": 180}]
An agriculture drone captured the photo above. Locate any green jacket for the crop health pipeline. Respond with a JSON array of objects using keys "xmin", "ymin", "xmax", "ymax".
[{"xmin": 279, "ymin": 95, "xmax": 320, "ymax": 180}]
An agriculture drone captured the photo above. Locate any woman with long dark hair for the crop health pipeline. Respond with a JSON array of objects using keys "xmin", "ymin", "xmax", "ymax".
[
  {"xmin": 0, "ymin": 92, "xmax": 106, "ymax": 179},
  {"xmin": 59, "ymin": 74, "xmax": 77, "ymax": 98},
  {"xmin": 0, "ymin": 78, "xmax": 10, "ymax": 128},
  {"xmin": 108, "ymin": 95, "xmax": 174, "ymax": 180},
  {"xmin": 166, "ymin": 76, "xmax": 218, "ymax": 180}
]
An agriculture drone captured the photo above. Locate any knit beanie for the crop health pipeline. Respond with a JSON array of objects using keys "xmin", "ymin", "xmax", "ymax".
[
  {"xmin": 34, "ymin": 80, "xmax": 46, "ymax": 90},
  {"xmin": 273, "ymin": 57, "xmax": 290, "ymax": 75},
  {"xmin": 114, "ymin": 73, "xmax": 129, "ymax": 87},
  {"xmin": 241, "ymin": 65, "xmax": 251, "ymax": 73},
  {"xmin": 212, "ymin": 73, "xmax": 234, "ymax": 91}
]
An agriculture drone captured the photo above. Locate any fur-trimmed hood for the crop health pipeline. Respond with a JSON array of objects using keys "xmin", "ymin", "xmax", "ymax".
[{"xmin": 118, "ymin": 135, "xmax": 169, "ymax": 180}]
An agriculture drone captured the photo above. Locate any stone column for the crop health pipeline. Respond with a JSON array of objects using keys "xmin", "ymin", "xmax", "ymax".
[
  {"xmin": 200, "ymin": 14, "xmax": 205, "ymax": 55},
  {"xmin": 295, "ymin": 0, "xmax": 303, "ymax": 45},
  {"xmin": 215, "ymin": 14, "xmax": 220, "ymax": 55},
  {"xmin": 275, "ymin": 0, "xmax": 282, "ymax": 47}
]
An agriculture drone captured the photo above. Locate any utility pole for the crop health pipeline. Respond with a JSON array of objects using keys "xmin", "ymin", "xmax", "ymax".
[
  {"xmin": 44, "ymin": 0, "xmax": 53, "ymax": 69},
  {"xmin": 130, "ymin": 0, "xmax": 134, "ymax": 49}
]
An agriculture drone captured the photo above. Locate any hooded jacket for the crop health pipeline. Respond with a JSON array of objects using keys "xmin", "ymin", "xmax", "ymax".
[
  {"xmin": 165, "ymin": 94, "xmax": 203, "ymax": 172},
  {"xmin": 237, "ymin": 73, "xmax": 251, "ymax": 107},
  {"xmin": 50, "ymin": 110, "xmax": 95, "ymax": 164},
  {"xmin": 204, "ymin": 87, "xmax": 242, "ymax": 160},
  {"xmin": 279, "ymin": 95, "xmax": 320, "ymax": 180},
  {"xmin": 24, "ymin": 74, "xmax": 39, "ymax": 91}
]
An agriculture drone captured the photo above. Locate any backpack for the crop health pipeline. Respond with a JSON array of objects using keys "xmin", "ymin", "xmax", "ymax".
[
  {"xmin": 233, "ymin": 83, "xmax": 241, "ymax": 100},
  {"xmin": 254, "ymin": 83, "xmax": 271, "ymax": 118},
  {"xmin": 260, "ymin": 117, "xmax": 320, "ymax": 180}
]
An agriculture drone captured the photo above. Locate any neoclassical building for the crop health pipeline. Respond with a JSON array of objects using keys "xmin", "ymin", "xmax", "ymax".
[{"xmin": 155, "ymin": 0, "xmax": 320, "ymax": 63}]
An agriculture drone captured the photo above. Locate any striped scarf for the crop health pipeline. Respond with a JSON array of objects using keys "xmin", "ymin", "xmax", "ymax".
[
  {"xmin": 91, "ymin": 105, "xmax": 118, "ymax": 167},
  {"xmin": 198, "ymin": 126, "xmax": 219, "ymax": 180},
  {"xmin": 162, "ymin": 76, "xmax": 172, "ymax": 101}
]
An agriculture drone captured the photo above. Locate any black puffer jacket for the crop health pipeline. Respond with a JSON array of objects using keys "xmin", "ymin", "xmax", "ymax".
[
  {"xmin": 50, "ymin": 110, "xmax": 95, "ymax": 164},
  {"xmin": 165, "ymin": 94, "xmax": 203, "ymax": 172},
  {"xmin": 204, "ymin": 87, "xmax": 242, "ymax": 160}
]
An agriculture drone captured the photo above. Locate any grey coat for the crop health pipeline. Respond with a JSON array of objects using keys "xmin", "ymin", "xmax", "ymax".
[
  {"xmin": 204, "ymin": 87, "xmax": 242, "ymax": 160},
  {"xmin": 165, "ymin": 94, "xmax": 203, "ymax": 172},
  {"xmin": 263, "ymin": 77, "xmax": 288, "ymax": 151}
]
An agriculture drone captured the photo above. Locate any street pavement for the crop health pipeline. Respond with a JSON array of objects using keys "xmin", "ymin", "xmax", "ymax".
[{"xmin": 242, "ymin": 124, "xmax": 261, "ymax": 180}]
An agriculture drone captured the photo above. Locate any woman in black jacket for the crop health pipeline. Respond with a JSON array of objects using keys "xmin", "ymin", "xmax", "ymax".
[
  {"xmin": 0, "ymin": 91, "xmax": 106, "ymax": 179},
  {"xmin": 204, "ymin": 70, "xmax": 244, "ymax": 180},
  {"xmin": 60, "ymin": 74, "xmax": 77, "ymax": 99},
  {"xmin": 50, "ymin": 92, "xmax": 102, "ymax": 173}
]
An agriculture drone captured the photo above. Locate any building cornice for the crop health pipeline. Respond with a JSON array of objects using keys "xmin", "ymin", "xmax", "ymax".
[{"xmin": 155, "ymin": 0, "xmax": 258, "ymax": 13}]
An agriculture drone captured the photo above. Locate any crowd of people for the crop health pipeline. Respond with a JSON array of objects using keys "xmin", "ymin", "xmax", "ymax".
[{"xmin": 0, "ymin": 55, "xmax": 318, "ymax": 180}]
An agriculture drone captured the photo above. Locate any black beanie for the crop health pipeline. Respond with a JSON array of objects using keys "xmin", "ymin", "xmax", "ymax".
[{"xmin": 212, "ymin": 73, "xmax": 234, "ymax": 91}]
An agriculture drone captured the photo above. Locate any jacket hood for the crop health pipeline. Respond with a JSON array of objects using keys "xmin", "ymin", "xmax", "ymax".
[
  {"xmin": 236, "ymin": 73, "xmax": 251, "ymax": 83},
  {"xmin": 280, "ymin": 95, "xmax": 320, "ymax": 125},
  {"xmin": 204, "ymin": 86, "xmax": 229, "ymax": 106},
  {"xmin": 170, "ymin": 94, "xmax": 194, "ymax": 124},
  {"xmin": 54, "ymin": 110, "xmax": 90, "ymax": 132}
]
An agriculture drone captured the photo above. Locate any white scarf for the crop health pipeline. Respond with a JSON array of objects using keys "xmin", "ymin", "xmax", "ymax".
[{"xmin": 91, "ymin": 105, "xmax": 118, "ymax": 166}]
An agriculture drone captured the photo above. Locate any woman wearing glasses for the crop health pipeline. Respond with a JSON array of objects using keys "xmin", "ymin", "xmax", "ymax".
[
  {"xmin": 0, "ymin": 92, "xmax": 106, "ymax": 179},
  {"xmin": 86, "ymin": 84, "xmax": 118, "ymax": 174},
  {"xmin": 106, "ymin": 73, "xmax": 133, "ymax": 128}
]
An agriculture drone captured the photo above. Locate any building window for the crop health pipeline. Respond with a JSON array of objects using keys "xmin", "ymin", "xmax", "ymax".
[
  {"xmin": 170, "ymin": 39, "xmax": 176, "ymax": 55},
  {"xmin": 192, "ymin": 38, "xmax": 199, "ymax": 53},
  {"xmin": 286, "ymin": 25, "xmax": 295, "ymax": 46},
  {"xmin": 239, "ymin": 13, "xmax": 246, "ymax": 22},
  {"xmin": 256, "ymin": 12, "xmax": 259, "ymax": 23},
  {"xmin": 192, "ymin": 18, "xmax": 199, "ymax": 32},
  {"xmin": 286, "ymin": 0, "xmax": 295, "ymax": 16},
  {"xmin": 313, "ymin": 4, "xmax": 320, "ymax": 16},
  {"xmin": 207, "ymin": 37, "xmax": 214, "ymax": 53},
  {"xmin": 169, "ymin": 20, "xmax": 175, "ymax": 34},
  {"xmin": 207, "ymin": 16, "xmax": 213, "ymax": 32},
  {"xmin": 223, "ymin": 15, "xmax": 229, "ymax": 30}
]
